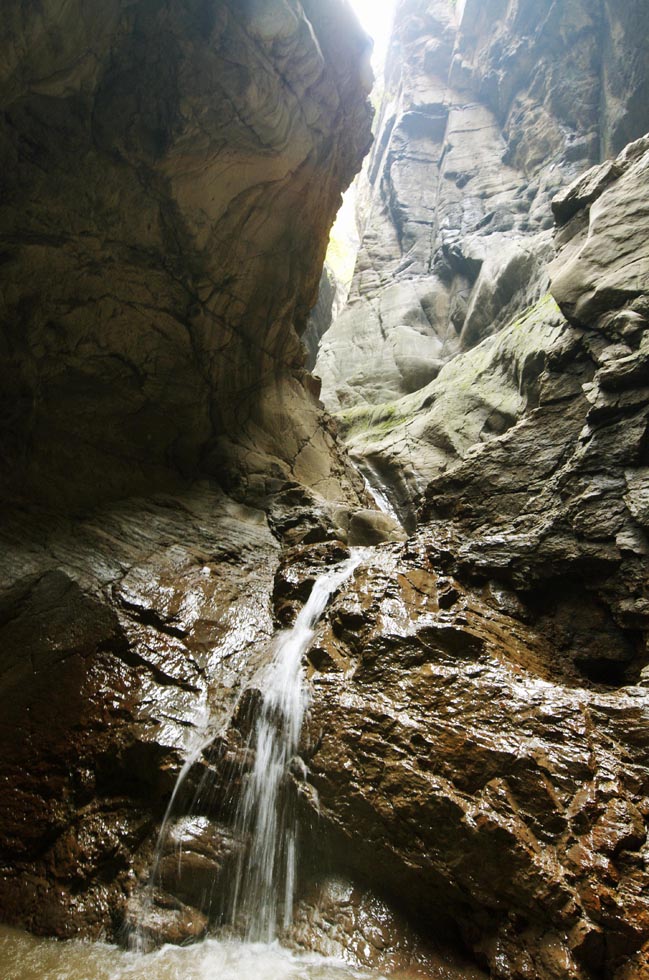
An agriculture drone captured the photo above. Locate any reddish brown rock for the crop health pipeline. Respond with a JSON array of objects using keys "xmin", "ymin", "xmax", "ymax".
[
  {"xmin": 286, "ymin": 875, "xmax": 487, "ymax": 979},
  {"xmin": 0, "ymin": 487, "xmax": 280, "ymax": 938},
  {"xmin": 299, "ymin": 538, "xmax": 649, "ymax": 979}
]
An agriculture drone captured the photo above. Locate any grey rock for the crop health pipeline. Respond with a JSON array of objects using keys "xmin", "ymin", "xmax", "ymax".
[
  {"xmin": 316, "ymin": 0, "xmax": 649, "ymax": 416},
  {"xmin": 551, "ymin": 136, "xmax": 649, "ymax": 328},
  {"xmin": 0, "ymin": 0, "xmax": 373, "ymax": 514}
]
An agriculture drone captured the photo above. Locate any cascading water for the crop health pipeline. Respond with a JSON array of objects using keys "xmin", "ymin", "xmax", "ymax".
[
  {"xmin": 229, "ymin": 550, "xmax": 367, "ymax": 942},
  {"xmin": 131, "ymin": 549, "xmax": 367, "ymax": 952},
  {"xmin": 130, "ymin": 692, "xmax": 215, "ymax": 952}
]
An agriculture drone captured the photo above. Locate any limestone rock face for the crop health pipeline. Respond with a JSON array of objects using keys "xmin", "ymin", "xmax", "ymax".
[
  {"xmin": 0, "ymin": 0, "xmax": 373, "ymax": 511},
  {"xmin": 300, "ymin": 539, "xmax": 649, "ymax": 980},
  {"xmin": 298, "ymin": 37, "xmax": 649, "ymax": 969},
  {"xmin": 302, "ymin": 265, "xmax": 341, "ymax": 372},
  {"xmin": 0, "ymin": 486, "xmax": 280, "ymax": 937},
  {"xmin": 335, "ymin": 293, "xmax": 568, "ymax": 528},
  {"xmin": 0, "ymin": 0, "xmax": 375, "ymax": 942},
  {"xmin": 289, "ymin": 132, "xmax": 649, "ymax": 979},
  {"xmin": 420, "ymin": 136, "xmax": 649, "ymax": 660},
  {"xmin": 315, "ymin": 0, "xmax": 649, "ymax": 414},
  {"xmin": 3, "ymin": 2, "xmax": 649, "ymax": 976},
  {"xmin": 551, "ymin": 137, "xmax": 649, "ymax": 327}
]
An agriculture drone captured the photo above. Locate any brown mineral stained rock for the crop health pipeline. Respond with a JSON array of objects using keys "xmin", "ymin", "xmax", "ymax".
[
  {"xmin": 300, "ymin": 125, "xmax": 649, "ymax": 972},
  {"xmin": 0, "ymin": 486, "xmax": 280, "ymax": 938},
  {"xmin": 272, "ymin": 541, "xmax": 352, "ymax": 627},
  {"xmin": 0, "ymin": 0, "xmax": 373, "ymax": 512},
  {"xmin": 125, "ymin": 889, "xmax": 208, "ymax": 950},
  {"xmin": 154, "ymin": 817, "xmax": 244, "ymax": 917},
  {"xmin": 286, "ymin": 875, "xmax": 487, "ymax": 979},
  {"xmin": 300, "ymin": 538, "xmax": 649, "ymax": 980}
]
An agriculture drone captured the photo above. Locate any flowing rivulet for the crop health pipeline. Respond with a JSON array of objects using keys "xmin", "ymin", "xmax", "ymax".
[{"xmin": 229, "ymin": 551, "xmax": 366, "ymax": 942}]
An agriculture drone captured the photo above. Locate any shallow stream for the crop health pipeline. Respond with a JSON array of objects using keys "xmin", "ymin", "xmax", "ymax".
[{"xmin": 0, "ymin": 926, "xmax": 389, "ymax": 980}]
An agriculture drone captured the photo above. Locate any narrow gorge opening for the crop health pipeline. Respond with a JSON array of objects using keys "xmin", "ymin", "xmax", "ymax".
[{"xmin": 2, "ymin": 1, "xmax": 649, "ymax": 980}]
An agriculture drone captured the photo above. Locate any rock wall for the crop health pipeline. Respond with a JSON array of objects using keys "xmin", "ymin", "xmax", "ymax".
[
  {"xmin": 294, "ymin": 3, "xmax": 649, "ymax": 978},
  {"xmin": 300, "ymin": 532, "xmax": 649, "ymax": 980},
  {"xmin": 0, "ymin": 0, "xmax": 376, "ymax": 942},
  {"xmin": 316, "ymin": 0, "xmax": 649, "ymax": 415},
  {"xmin": 0, "ymin": 487, "xmax": 280, "ymax": 937},
  {"xmin": 2, "ymin": 1, "xmax": 649, "ymax": 977},
  {"xmin": 0, "ymin": 0, "xmax": 372, "ymax": 511},
  {"xmin": 288, "ymin": 142, "xmax": 649, "ymax": 980}
]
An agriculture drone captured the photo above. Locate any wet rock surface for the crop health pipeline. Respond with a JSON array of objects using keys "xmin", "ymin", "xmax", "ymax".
[
  {"xmin": 300, "ymin": 540, "xmax": 649, "ymax": 980},
  {"xmin": 0, "ymin": 485, "xmax": 280, "ymax": 938},
  {"xmin": 286, "ymin": 875, "xmax": 487, "ymax": 979},
  {"xmin": 125, "ymin": 889, "xmax": 208, "ymax": 950},
  {"xmin": 154, "ymin": 817, "xmax": 244, "ymax": 917}
]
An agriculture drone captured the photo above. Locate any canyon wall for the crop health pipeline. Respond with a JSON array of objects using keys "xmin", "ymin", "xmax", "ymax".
[
  {"xmin": 315, "ymin": 0, "xmax": 649, "ymax": 516},
  {"xmin": 0, "ymin": 0, "xmax": 372, "ymax": 511},
  {"xmin": 0, "ymin": 0, "xmax": 377, "ymax": 941},
  {"xmin": 298, "ymin": 1, "xmax": 649, "ymax": 978},
  {"xmin": 299, "ymin": 141, "xmax": 649, "ymax": 978},
  {"xmin": 2, "ymin": 1, "xmax": 649, "ymax": 979}
]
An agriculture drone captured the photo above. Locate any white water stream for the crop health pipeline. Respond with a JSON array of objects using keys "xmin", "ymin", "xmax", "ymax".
[
  {"xmin": 230, "ymin": 550, "xmax": 367, "ymax": 941},
  {"xmin": 1, "ymin": 554, "xmax": 374, "ymax": 977},
  {"xmin": 0, "ymin": 926, "xmax": 386, "ymax": 980}
]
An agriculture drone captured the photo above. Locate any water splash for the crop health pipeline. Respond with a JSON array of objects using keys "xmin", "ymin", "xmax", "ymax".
[
  {"xmin": 0, "ymin": 925, "xmax": 386, "ymax": 980},
  {"xmin": 230, "ymin": 550, "xmax": 367, "ymax": 941}
]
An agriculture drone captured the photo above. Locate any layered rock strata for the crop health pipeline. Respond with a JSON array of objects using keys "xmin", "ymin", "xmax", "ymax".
[
  {"xmin": 0, "ymin": 0, "xmax": 376, "ymax": 943},
  {"xmin": 0, "ymin": 0, "xmax": 372, "ymax": 511},
  {"xmin": 291, "ymin": 86, "xmax": 649, "ymax": 980},
  {"xmin": 420, "ymin": 136, "xmax": 649, "ymax": 679},
  {"xmin": 316, "ymin": 0, "xmax": 649, "ymax": 415}
]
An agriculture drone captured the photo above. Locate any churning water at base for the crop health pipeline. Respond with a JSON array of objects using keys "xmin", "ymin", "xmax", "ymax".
[
  {"xmin": 0, "ymin": 556, "xmax": 373, "ymax": 976},
  {"xmin": 0, "ymin": 926, "xmax": 387, "ymax": 980},
  {"xmin": 230, "ymin": 551, "xmax": 367, "ymax": 941}
]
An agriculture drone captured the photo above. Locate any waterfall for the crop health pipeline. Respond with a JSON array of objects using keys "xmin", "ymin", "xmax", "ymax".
[
  {"xmin": 132, "ymin": 548, "xmax": 367, "ymax": 951},
  {"xmin": 229, "ymin": 550, "xmax": 366, "ymax": 942}
]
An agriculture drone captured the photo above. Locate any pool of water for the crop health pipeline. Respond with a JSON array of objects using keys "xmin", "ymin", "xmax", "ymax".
[{"xmin": 0, "ymin": 926, "xmax": 387, "ymax": 980}]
